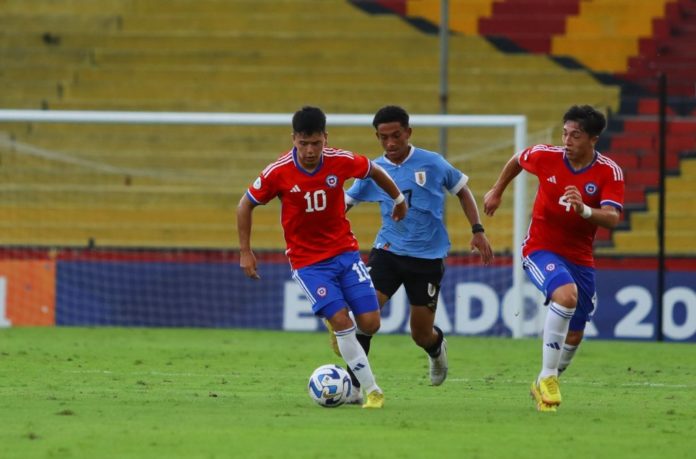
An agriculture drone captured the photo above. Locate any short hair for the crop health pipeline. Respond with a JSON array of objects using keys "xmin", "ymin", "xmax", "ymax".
[
  {"xmin": 292, "ymin": 106, "xmax": 326, "ymax": 135},
  {"xmin": 373, "ymin": 105, "xmax": 410, "ymax": 129},
  {"xmin": 563, "ymin": 105, "xmax": 607, "ymax": 137}
]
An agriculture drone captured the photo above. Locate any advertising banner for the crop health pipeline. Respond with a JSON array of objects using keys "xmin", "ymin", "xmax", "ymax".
[{"xmin": 52, "ymin": 258, "xmax": 696, "ymax": 341}]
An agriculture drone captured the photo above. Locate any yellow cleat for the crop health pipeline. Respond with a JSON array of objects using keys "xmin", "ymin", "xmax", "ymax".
[
  {"xmin": 530, "ymin": 380, "xmax": 557, "ymax": 412},
  {"xmin": 322, "ymin": 319, "xmax": 341, "ymax": 357},
  {"xmin": 538, "ymin": 375, "xmax": 562, "ymax": 406},
  {"xmin": 362, "ymin": 390, "xmax": 384, "ymax": 409}
]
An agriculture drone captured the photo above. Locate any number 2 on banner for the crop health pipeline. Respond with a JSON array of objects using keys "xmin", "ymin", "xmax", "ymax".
[{"xmin": 0, "ymin": 277, "xmax": 11, "ymax": 327}]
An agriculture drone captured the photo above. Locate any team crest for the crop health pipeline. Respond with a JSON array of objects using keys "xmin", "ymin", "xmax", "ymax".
[
  {"xmin": 253, "ymin": 177, "xmax": 262, "ymax": 189},
  {"xmin": 316, "ymin": 286, "xmax": 328, "ymax": 297},
  {"xmin": 545, "ymin": 263, "xmax": 556, "ymax": 272},
  {"xmin": 415, "ymin": 171, "xmax": 427, "ymax": 186},
  {"xmin": 325, "ymin": 175, "xmax": 338, "ymax": 188},
  {"xmin": 584, "ymin": 182, "xmax": 598, "ymax": 195}
]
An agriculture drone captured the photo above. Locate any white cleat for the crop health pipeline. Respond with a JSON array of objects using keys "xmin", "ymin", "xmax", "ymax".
[
  {"xmin": 345, "ymin": 386, "xmax": 363, "ymax": 405},
  {"xmin": 429, "ymin": 338, "xmax": 448, "ymax": 386}
]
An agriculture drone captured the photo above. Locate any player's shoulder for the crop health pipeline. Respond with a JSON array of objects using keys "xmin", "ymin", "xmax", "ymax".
[
  {"xmin": 410, "ymin": 146, "xmax": 451, "ymax": 167},
  {"xmin": 412, "ymin": 146, "xmax": 441, "ymax": 158},
  {"xmin": 521, "ymin": 144, "xmax": 564, "ymax": 159},
  {"xmin": 323, "ymin": 146, "xmax": 358, "ymax": 160},
  {"xmin": 594, "ymin": 151, "xmax": 625, "ymax": 181},
  {"xmin": 261, "ymin": 149, "xmax": 294, "ymax": 177}
]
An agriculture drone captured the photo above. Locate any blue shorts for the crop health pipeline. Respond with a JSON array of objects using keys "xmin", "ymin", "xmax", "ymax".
[
  {"xmin": 291, "ymin": 251, "xmax": 379, "ymax": 320},
  {"xmin": 522, "ymin": 250, "xmax": 597, "ymax": 331}
]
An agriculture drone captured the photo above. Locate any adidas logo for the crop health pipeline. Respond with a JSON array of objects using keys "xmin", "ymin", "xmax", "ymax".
[
  {"xmin": 290, "ymin": 185, "xmax": 301, "ymax": 193},
  {"xmin": 545, "ymin": 342, "xmax": 561, "ymax": 350},
  {"xmin": 546, "ymin": 176, "xmax": 557, "ymax": 184},
  {"xmin": 351, "ymin": 363, "xmax": 365, "ymax": 372}
]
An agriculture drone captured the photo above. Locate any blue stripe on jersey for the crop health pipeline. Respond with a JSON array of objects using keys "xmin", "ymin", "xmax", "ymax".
[{"xmin": 245, "ymin": 190, "xmax": 262, "ymax": 205}]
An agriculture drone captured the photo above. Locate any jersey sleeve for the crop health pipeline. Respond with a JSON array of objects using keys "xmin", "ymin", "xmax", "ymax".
[
  {"xmin": 517, "ymin": 144, "xmax": 548, "ymax": 175},
  {"xmin": 600, "ymin": 168, "xmax": 625, "ymax": 211},
  {"xmin": 439, "ymin": 156, "xmax": 468, "ymax": 194},
  {"xmin": 345, "ymin": 177, "xmax": 383, "ymax": 204},
  {"xmin": 245, "ymin": 171, "xmax": 278, "ymax": 205},
  {"xmin": 350, "ymin": 153, "xmax": 372, "ymax": 179}
]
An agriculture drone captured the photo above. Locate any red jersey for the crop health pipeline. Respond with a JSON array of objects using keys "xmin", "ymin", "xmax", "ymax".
[
  {"xmin": 518, "ymin": 145, "xmax": 624, "ymax": 267},
  {"xmin": 246, "ymin": 147, "xmax": 371, "ymax": 269}
]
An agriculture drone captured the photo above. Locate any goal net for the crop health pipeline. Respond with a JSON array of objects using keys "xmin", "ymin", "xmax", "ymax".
[{"xmin": 0, "ymin": 109, "xmax": 541, "ymax": 337}]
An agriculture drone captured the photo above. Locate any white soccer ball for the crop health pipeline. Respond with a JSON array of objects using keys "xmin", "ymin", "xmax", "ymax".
[{"xmin": 307, "ymin": 364, "xmax": 352, "ymax": 408}]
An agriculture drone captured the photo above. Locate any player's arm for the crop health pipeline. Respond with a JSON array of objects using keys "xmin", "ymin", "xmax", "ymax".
[
  {"xmin": 563, "ymin": 185, "xmax": 621, "ymax": 229},
  {"xmin": 456, "ymin": 185, "xmax": 494, "ymax": 265},
  {"xmin": 368, "ymin": 162, "xmax": 407, "ymax": 221},
  {"xmin": 483, "ymin": 153, "xmax": 523, "ymax": 217},
  {"xmin": 237, "ymin": 193, "xmax": 261, "ymax": 279}
]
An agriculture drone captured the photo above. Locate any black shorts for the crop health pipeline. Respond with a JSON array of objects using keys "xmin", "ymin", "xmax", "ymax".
[{"xmin": 367, "ymin": 248, "xmax": 445, "ymax": 310}]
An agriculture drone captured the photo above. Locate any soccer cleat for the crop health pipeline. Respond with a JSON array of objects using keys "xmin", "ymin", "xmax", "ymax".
[
  {"xmin": 429, "ymin": 338, "xmax": 448, "ymax": 386},
  {"xmin": 538, "ymin": 375, "xmax": 562, "ymax": 406},
  {"xmin": 345, "ymin": 387, "xmax": 364, "ymax": 405},
  {"xmin": 362, "ymin": 390, "xmax": 384, "ymax": 409},
  {"xmin": 530, "ymin": 381, "xmax": 557, "ymax": 412},
  {"xmin": 322, "ymin": 319, "xmax": 341, "ymax": 357}
]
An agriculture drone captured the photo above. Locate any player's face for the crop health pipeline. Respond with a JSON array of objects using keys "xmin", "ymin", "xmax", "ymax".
[
  {"xmin": 293, "ymin": 131, "xmax": 327, "ymax": 171},
  {"xmin": 376, "ymin": 122, "xmax": 412, "ymax": 164},
  {"xmin": 562, "ymin": 121, "xmax": 597, "ymax": 164}
]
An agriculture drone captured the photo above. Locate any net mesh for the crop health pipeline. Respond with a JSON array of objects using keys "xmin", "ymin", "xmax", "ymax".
[{"xmin": 0, "ymin": 118, "xmax": 538, "ymax": 335}]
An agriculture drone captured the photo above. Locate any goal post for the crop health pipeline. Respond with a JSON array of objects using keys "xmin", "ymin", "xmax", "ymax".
[{"xmin": 0, "ymin": 109, "xmax": 529, "ymax": 337}]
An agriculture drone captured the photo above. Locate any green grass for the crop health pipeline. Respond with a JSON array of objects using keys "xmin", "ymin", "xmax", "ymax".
[{"xmin": 1, "ymin": 328, "xmax": 695, "ymax": 458}]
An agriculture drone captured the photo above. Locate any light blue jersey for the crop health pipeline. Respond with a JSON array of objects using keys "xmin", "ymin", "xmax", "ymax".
[{"xmin": 345, "ymin": 146, "xmax": 467, "ymax": 259}]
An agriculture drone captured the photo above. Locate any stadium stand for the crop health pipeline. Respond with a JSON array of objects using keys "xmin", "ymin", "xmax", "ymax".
[
  {"xmin": 13, "ymin": 0, "xmax": 696, "ymax": 257},
  {"xmin": 479, "ymin": 0, "xmax": 582, "ymax": 53},
  {"xmin": 361, "ymin": 0, "xmax": 696, "ymax": 255},
  {"xmin": 0, "ymin": 0, "xmax": 621, "ymax": 254},
  {"xmin": 552, "ymin": 0, "xmax": 672, "ymax": 73}
]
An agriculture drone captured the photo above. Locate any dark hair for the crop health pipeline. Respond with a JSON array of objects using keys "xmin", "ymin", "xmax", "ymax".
[
  {"xmin": 292, "ymin": 106, "xmax": 326, "ymax": 135},
  {"xmin": 563, "ymin": 105, "xmax": 607, "ymax": 137},
  {"xmin": 372, "ymin": 105, "xmax": 410, "ymax": 129}
]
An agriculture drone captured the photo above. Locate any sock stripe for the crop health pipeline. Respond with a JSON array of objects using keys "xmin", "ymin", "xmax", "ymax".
[
  {"xmin": 549, "ymin": 303, "xmax": 574, "ymax": 319},
  {"xmin": 334, "ymin": 325, "xmax": 356, "ymax": 337}
]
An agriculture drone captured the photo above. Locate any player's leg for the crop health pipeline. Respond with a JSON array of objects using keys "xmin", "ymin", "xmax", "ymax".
[
  {"xmin": 325, "ymin": 305, "xmax": 382, "ymax": 402},
  {"xmin": 341, "ymin": 249, "xmax": 402, "ymax": 394},
  {"xmin": 410, "ymin": 306, "xmax": 447, "ymax": 385},
  {"xmin": 339, "ymin": 251, "xmax": 387, "ymax": 408},
  {"xmin": 559, "ymin": 264, "xmax": 596, "ymax": 375},
  {"xmin": 558, "ymin": 330, "xmax": 583, "ymax": 376},
  {"xmin": 403, "ymin": 256, "xmax": 446, "ymax": 385},
  {"xmin": 292, "ymin": 257, "xmax": 381, "ymax": 407},
  {"xmin": 523, "ymin": 251, "xmax": 577, "ymax": 408}
]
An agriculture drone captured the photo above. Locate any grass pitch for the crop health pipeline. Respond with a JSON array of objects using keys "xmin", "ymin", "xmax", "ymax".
[{"xmin": 1, "ymin": 327, "xmax": 695, "ymax": 458}]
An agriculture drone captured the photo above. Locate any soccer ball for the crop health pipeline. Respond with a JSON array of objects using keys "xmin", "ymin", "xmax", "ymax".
[{"xmin": 307, "ymin": 364, "xmax": 352, "ymax": 408}]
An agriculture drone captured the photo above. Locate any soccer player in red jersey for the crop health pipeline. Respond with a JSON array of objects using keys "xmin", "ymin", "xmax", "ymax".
[
  {"xmin": 483, "ymin": 105, "xmax": 624, "ymax": 412},
  {"xmin": 237, "ymin": 106, "xmax": 407, "ymax": 409}
]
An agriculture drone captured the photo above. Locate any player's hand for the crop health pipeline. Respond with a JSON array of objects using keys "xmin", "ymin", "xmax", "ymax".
[
  {"xmin": 563, "ymin": 185, "xmax": 585, "ymax": 214},
  {"xmin": 471, "ymin": 233, "xmax": 494, "ymax": 265},
  {"xmin": 240, "ymin": 249, "xmax": 261, "ymax": 280},
  {"xmin": 391, "ymin": 200, "xmax": 408, "ymax": 221},
  {"xmin": 483, "ymin": 189, "xmax": 501, "ymax": 217}
]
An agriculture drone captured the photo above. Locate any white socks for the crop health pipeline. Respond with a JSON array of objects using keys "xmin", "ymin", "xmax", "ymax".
[
  {"xmin": 558, "ymin": 344, "xmax": 579, "ymax": 375},
  {"xmin": 539, "ymin": 302, "xmax": 575, "ymax": 380},
  {"xmin": 335, "ymin": 326, "xmax": 380, "ymax": 394}
]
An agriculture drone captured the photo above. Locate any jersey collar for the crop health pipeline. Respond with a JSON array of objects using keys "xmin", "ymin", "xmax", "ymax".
[
  {"xmin": 563, "ymin": 149, "xmax": 598, "ymax": 174},
  {"xmin": 382, "ymin": 145, "xmax": 415, "ymax": 166},
  {"xmin": 292, "ymin": 147, "xmax": 324, "ymax": 176}
]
